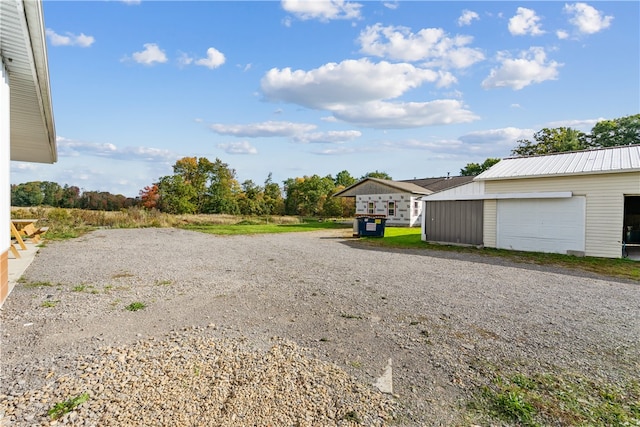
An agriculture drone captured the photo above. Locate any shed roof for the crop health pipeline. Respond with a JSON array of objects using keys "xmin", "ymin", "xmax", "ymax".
[
  {"xmin": 333, "ymin": 177, "xmax": 431, "ymax": 197},
  {"xmin": 1, "ymin": 0, "xmax": 57, "ymax": 163},
  {"xmin": 476, "ymin": 145, "xmax": 640, "ymax": 181},
  {"xmin": 401, "ymin": 175, "xmax": 474, "ymax": 192}
]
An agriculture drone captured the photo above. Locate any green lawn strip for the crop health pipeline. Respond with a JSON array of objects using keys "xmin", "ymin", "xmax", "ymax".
[
  {"xmin": 360, "ymin": 227, "xmax": 640, "ymax": 281},
  {"xmin": 180, "ymin": 220, "xmax": 350, "ymax": 235},
  {"xmin": 469, "ymin": 369, "xmax": 640, "ymax": 426}
]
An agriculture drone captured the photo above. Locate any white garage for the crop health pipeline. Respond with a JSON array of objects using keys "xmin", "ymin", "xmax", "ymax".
[
  {"xmin": 422, "ymin": 145, "xmax": 640, "ymax": 259},
  {"xmin": 496, "ymin": 197, "xmax": 585, "ymax": 254}
]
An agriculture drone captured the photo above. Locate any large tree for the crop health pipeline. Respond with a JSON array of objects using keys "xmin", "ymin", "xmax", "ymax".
[
  {"xmin": 587, "ymin": 114, "xmax": 640, "ymax": 147},
  {"xmin": 511, "ymin": 127, "xmax": 588, "ymax": 157},
  {"xmin": 460, "ymin": 158, "xmax": 501, "ymax": 176}
]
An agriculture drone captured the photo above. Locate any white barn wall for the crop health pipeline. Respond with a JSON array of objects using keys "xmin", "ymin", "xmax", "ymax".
[
  {"xmin": 1, "ymin": 64, "xmax": 10, "ymax": 253},
  {"xmin": 483, "ymin": 199, "xmax": 497, "ymax": 248},
  {"xmin": 356, "ymin": 193, "xmax": 423, "ymax": 226},
  {"xmin": 484, "ymin": 173, "xmax": 640, "ymax": 258}
]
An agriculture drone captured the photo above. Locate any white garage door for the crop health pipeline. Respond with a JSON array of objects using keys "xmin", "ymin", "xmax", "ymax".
[{"xmin": 497, "ymin": 197, "xmax": 585, "ymax": 254}]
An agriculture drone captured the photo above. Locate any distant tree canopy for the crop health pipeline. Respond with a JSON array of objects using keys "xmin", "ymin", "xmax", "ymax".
[
  {"xmin": 460, "ymin": 158, "xmax": 501, "ymax": 176},
  {"xmin": 11, "ymin": 181, "xmax": 136, "ymax": 210},
  {"xmin": 361, "ymin": 170, "xmax": 392, "ymax": 180},
  {"xmin": 511, "ymin": 114, "xmax": 639, "ymax": 157}
]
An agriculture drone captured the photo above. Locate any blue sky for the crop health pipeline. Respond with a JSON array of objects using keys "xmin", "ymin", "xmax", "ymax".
[{"xmin": 11, "ymin": 1, "xmax": 639, "ymax": 197}]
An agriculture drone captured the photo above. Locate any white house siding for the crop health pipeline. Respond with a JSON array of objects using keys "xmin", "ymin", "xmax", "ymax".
[
  {"xmin": 1, "ymin": 64, "xmax": 10, "ymax": 302},
  {"xmin": 356, "ymin": 193, "xmax": 422, "ymax": 226},
  {"xmin": 484, "ymin": 173, "xmax": 640, "ymax": 258},
  {"xmin": 483, "ymin": 199, "xmax": 497, "ymax": 248}
]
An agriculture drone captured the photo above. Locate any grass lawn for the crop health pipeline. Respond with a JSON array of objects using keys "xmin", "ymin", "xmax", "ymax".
[
  {"xmin": 361, "ymin": 226, "xmax": 640, "ymax": 281},
  {"xmin": 180, "ymin": 219, "xmax": 352, "ymax": 236}
]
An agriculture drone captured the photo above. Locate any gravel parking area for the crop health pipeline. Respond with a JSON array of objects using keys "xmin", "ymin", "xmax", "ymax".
[{"xmin": 1, "ymin": 228, "xmax": 638, "ymax": 425}]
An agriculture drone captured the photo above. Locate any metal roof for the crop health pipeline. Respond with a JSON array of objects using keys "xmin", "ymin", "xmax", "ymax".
[
  {"xmin": 476, "ymin": 145, "xmax": 640, "ymax": 181},
  {"xmin": 1, "ymin": 0, "xmax": 57, "ymax": 163},
  {"xmin": 401, "ymin": 175, "xmax": 474, "ymax": 192},
  {"xmin": 333, "ymin": 177, "xmax": 432, "ymax": 197}
]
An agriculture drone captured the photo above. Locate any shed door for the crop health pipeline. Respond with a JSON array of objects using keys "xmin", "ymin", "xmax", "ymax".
[{"xmin": 497, "ymin": 197, "xmax": 585, "ymax": 254}]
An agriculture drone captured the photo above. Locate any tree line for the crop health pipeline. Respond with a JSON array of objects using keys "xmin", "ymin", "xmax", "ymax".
[
  {"xmin": 13, "ymin": 114, "xmax": 638, "ymax": 214},
  {"xmin": 460, "ymin": 114, "xmax": 639, "ymax": 176}
]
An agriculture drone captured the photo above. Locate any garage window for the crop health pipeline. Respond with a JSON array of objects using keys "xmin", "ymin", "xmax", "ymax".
[{"xmin": 388, "ymin": 201, "xmax": 396, "ymax": 217}]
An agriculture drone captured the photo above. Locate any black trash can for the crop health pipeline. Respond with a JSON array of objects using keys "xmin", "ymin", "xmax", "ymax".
[{"xmin": 357, "ymin": 216, "xmax": 386, "ymax": 237}]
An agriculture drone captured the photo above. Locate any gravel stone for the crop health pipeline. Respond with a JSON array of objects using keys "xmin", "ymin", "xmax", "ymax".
[{"xmin": 1, "ymin": 227, "xmax": 639, "ymax": 426}]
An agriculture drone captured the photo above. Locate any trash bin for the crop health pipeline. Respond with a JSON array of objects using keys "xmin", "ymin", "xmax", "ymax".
[{"xmin": 357, "ymin": 216, "xmax": 386, "ymax": 237}]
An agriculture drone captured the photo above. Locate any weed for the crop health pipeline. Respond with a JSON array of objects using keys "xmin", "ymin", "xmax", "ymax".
[
  {"xmin": 48, "ymin": 393, "xmax": 90, "ymax": 420},
  {"xmin": 72, "ymin": 285, "xmax": 86, "ymax": 292},
  {"xmin": 41, "ymin": 300, "xmax": 60, "ymax": 308},
  {"xmin": 319, "ymin": 337, "xmax": 329, "ymax": 342},
  {"xmin": 125, "ymin": 301, "xmax": 146, "ymax": 312},
  {"xmin": 342, "ymin": 410, "xmax": 361, "ymax": 424},
  {"xmin": 17, "ymin": 276, "xmax": 27, "ymax": 284},
  {"xmin": 349, "ymin": 360, "xmax": 362, "ymax": 368},
  {"xmin": 112, "ymin": 272, "xmax": 134, "ymax": 279},
  {"xmin": 340, "ymin": 313, "xmax": 362, "ymax": 320},
  {"xmin": 23, "ymin": 281, "xmax": 52, "ymax": 288},
  {"xmin": 155, "ymin": 279, "xmax": 172, "ymax": 286},
  {"xmin": 110, "ymin": 298, "xmax": 121, "ymax": 308},
  {"xmin": 104, "ymin": 285, "xmax": 113, "ymax": 292}
]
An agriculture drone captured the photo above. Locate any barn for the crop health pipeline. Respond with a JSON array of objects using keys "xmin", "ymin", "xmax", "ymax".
[
  {"xmin": 1, "ymin": 0, "xmax": 57, "ymax": 306},
  {"xmin": 422, "ymin": 146, "xmax": 640, "ymax": 259}
]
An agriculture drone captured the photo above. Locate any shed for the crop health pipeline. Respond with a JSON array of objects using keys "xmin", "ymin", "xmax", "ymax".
[
  {"xmin": 422, "ymin": 146, "xmax": 640, "ymax": 258},
  {"xmin": 334, "ymin": 176, "xmax": 473, "ymax": 227},
  {"xmin": 1, "ymin": 0, "xmax": 57, "ymax": 306}
]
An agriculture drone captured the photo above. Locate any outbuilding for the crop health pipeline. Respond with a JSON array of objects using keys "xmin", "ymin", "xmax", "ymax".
[
  {"xmin": 422, "ymin": 146, "xmax": 640, "ymax": 259},
  {"xmin": 1, "ymin": 0, "xmax": 57, "ymax": 306},
  {"xmin": 334, "ymin": 176, "xmax": 472, "ymax": 227}
]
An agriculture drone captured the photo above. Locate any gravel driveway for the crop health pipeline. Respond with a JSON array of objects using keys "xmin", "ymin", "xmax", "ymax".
[{"xmin": 1, "ymin": 228, "xmax": 638, "ymax": 426}]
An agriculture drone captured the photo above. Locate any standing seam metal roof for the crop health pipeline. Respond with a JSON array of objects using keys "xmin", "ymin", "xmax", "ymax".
[{"xmin": 476, "ymin": 145, "xmax": 640, "ymax": 180}]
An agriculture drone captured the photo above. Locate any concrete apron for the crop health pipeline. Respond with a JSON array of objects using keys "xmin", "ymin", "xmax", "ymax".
[{"xmin": 5, "ymin": 241, "xmax": 40, "ymax": 304}]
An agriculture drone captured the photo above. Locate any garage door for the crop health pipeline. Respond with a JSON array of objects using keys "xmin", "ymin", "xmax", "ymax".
[{"xmin": 497, "ymin": 197, "xmax": 585, "ymax": 254}]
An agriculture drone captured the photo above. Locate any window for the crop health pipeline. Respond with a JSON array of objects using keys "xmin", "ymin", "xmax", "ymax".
[
  {"xmin": 413, "ymin": 201, "xmax": 420, "ymax": 216},
  {"xmin": 367, "ymin": 202, "xmax": 375, "ymax": 214},
  {"xmin": 388, "ymin": 201, "xmax": 396, "ymax": 217}
]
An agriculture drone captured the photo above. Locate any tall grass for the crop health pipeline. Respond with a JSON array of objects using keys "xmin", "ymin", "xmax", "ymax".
[{"xmin": 10, "ymin": 207, "xmax": 306, "ymax": 239}]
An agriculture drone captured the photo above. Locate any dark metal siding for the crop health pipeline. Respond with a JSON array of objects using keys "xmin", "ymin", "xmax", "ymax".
[{"xmin": 425, "ymin": 200, "xmax": 483, "ymax": 245}]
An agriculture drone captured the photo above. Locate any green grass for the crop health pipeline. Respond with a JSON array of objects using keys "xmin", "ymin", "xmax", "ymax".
[
  {"xmin": 48, "ymin": 393, "xmax": 90, "ymax": 420},
  {"xmin": 470, "ymin": 370, "xmax": 640, "ymax": 426},
  {"xmin": 360, "ymin": 227, "xmax": 640, "ymax": 281},
  {"xmin": 181, "ymin": 219, "xmax": 350, "ymax": 235},
  {"xmin": 125, "ymin": 301, "xmax": 146, "ymax": 311},
  {"xmin": 41, "ymin": 300, "xmax": 60, "ymax": 308},
  {"xmin": 23, "ymin": 281, "xmax": 53, "ymax": 288}
]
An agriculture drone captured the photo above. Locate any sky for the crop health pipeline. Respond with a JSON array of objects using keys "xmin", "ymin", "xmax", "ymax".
[{"xmin": 10, "ymin": 0, "xmax": 640, "ymax": 198}]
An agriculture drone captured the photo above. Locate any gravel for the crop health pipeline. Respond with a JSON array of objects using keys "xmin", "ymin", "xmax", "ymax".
[{"xmin": 1, "ymin": 227, "xmax": 639, "ymax": 426}]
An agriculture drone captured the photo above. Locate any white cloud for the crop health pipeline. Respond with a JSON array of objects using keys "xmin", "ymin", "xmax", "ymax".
[
  {"xmin": 564, "ymin": 2, "xmax": 613, "ymax": 35},
  {"xmin": 458, "ymin": 127, "xmax": 533, "ymax": 147},
  {"xmin": 46, "ymin": 29, "xmax": 95, "ymax": 47},
  {"xmin": 195, "ymin": 47, "xmax": 226, "ymax": 69},
  {"xmin": 556, "ymin": 29, "xmax": 569, "ymax": 40},
  {"xmin": 383, "ymin": 1, "xmax": 399, "ymax": 10},
  {"xmin": 292, "ymin": 130, "xmax": 362, "ymax": 144},
  {"xmin": 508, "ymin": 7, "xmax": 545, "ymax": 36},
  {"xmin": 458, "ymin": 10, "xmax": 479, "ymax": 26},
  {"xmin": 56, "ymin": 136, "xmax": 177, "ymax": 162},
  {"xmin": 209, "ymin": 121, "xmax": 317, "ymax": 137},
  {"xmin": 217, "ymin": 141, "xmax": 258, "ymax": 155},
  {"xmin": 281, "ymin": 0, "xmax": 362, "ymax": 22},
  {"xmin": 131, "ymin": 43, "xmax": 168, "ymax": 66},
  {"xmin": 358, "ymin": 24, "xmax": 484, "ymax": 68},
  {"xmin": 482, "ymin": 47, "xmax": 562, "ymax": 90},
  {"xmin": 331, "ymin": 99, "xmax": 479, "ymax": 129},
  {"xmin": 261, "ymin": 58, "xmax": 442, "ymax": 110},
  {"xmin": 546, "ymin": 118, "xmax": 604, "ymax": 132}
]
